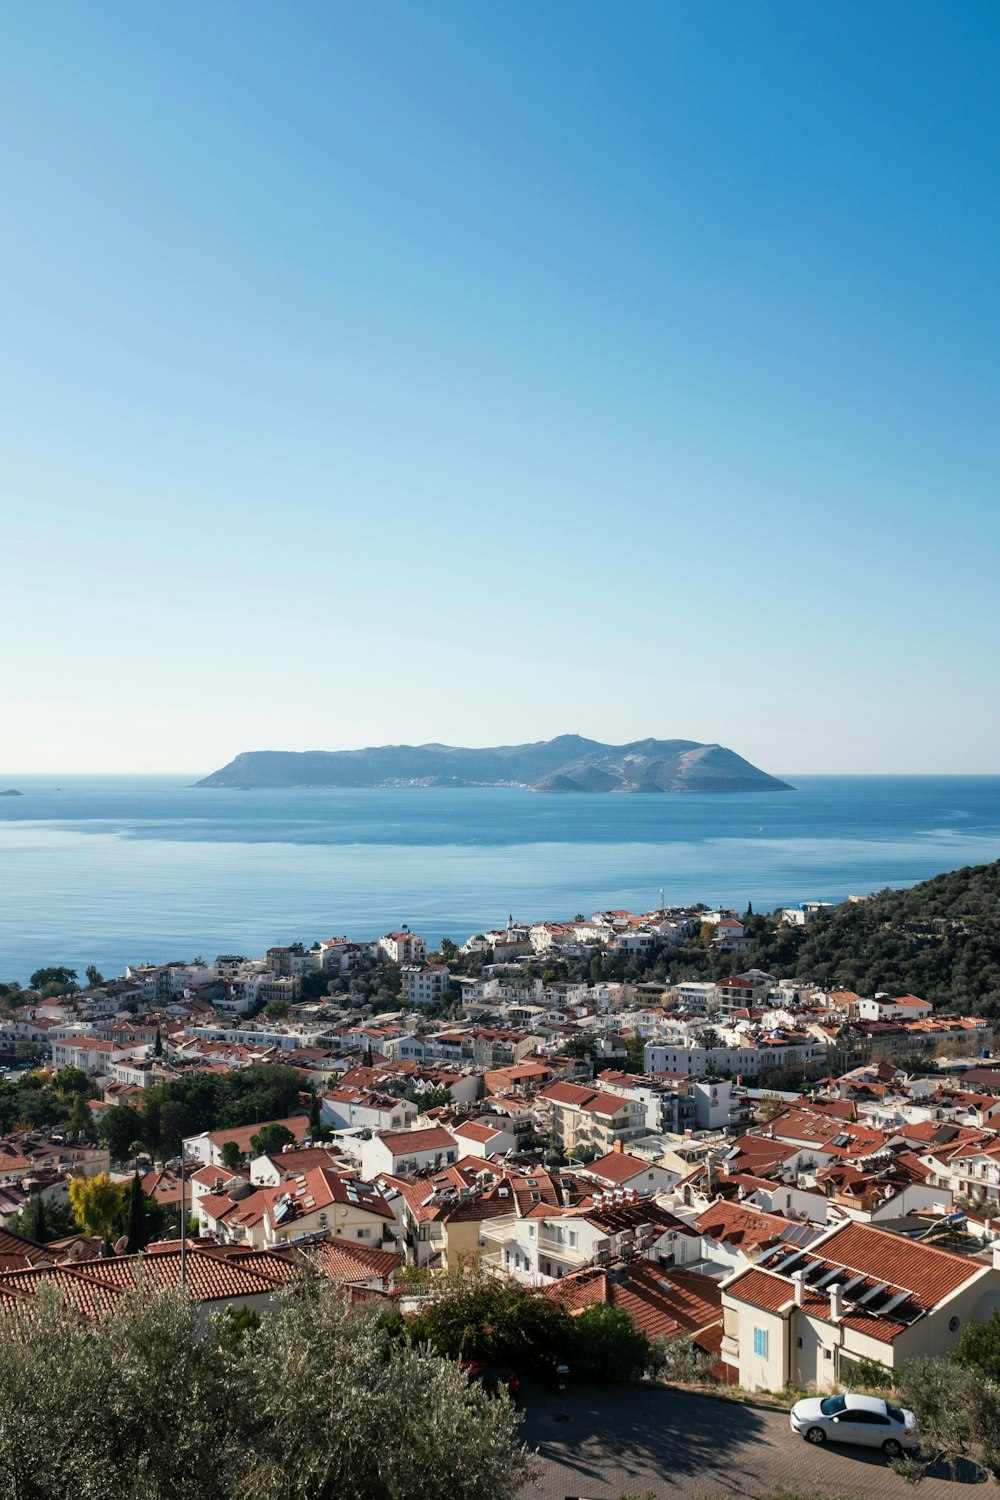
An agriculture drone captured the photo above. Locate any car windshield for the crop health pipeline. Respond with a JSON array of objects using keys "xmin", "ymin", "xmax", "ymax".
[
  {"xmin": 887, "ymin": 1403, "xmax": 907, "ymax": 1423},
  {"xmin": 820, "ymin": 1395, "xmax": 848, "ymax": 1416}
]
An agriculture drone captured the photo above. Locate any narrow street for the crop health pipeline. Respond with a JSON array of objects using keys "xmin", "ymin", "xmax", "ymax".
[{"xmin": 518, "ymin": 1384, "xmax": 982, "ymax": 1499}]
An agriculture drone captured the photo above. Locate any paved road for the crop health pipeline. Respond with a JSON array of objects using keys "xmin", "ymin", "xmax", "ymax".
[{"xmin": 517, "ymin": 1384, "xmax": 983, "ymax": 1499}]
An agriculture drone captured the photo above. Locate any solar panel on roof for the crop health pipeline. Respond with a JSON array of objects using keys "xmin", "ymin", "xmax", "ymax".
[
  {"xmin": 879, "ymin": 1289, "xmax": 913, "ymax": 1318},
  {"xmin": 772, "ymin": 1250, "xmax": 807, "ymax": 1276},
  {"xmin": 814, "ymin": 1266, "xmax": 842, "ymax": 1289},
  {"xmin": 855, "ymin": 1280, "xmax": 889, "ymax": 1306}
]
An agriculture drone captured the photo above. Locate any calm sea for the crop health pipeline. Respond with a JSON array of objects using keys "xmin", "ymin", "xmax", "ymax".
[{"xmin": 2, "ymin": 775, "xmax": 1000, "ymax": 983}]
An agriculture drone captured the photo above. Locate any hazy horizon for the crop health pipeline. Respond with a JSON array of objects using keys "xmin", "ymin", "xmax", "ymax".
[
  {"xmin": 4, "ymin": 765, "xmax": 1000, "ymax": 782},
  {"xmin": 4, "ymin": 4, "xmax": 998, "ymax": 775}
]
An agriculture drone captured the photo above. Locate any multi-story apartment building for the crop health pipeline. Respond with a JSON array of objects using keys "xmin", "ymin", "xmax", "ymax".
[
  {"xmin": 400, "ymin": 963, "xmax": 450, "ymax": 1006},
  {"xmin": 538, "ymin": 1081, "xmax": 646, "ymax": 1156},
  {"xmin": 378, "ymin": 929, "xmax": 427, "ymax": 965}
]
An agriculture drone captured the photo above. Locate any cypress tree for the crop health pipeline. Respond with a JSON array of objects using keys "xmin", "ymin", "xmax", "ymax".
[
  {"xmin": 27, "ymin": 1193, "xmax": 48, "ymax": 1244},
  {"xmin": 308, "ymin": 1089, "xmax": 321, "ymax": 1133},
  {"xmin": 153, "ymin": 1026, "xmax": 163, "ymax": 1058},
  {"xmin": 125, "ymin": 1171, "xmax": 149, "ymax": 1253}
]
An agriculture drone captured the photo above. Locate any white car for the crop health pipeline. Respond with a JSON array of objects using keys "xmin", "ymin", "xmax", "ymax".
[{"xmin": 789, "ymin": 1393, "xmax": 918, "ymax": 1458}]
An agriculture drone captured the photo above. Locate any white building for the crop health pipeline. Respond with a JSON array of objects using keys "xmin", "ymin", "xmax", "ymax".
[
  {"xmin": 378, "ymin": 929, "xmax": 427, "ymax": 965},
  {"xmin": 400, "ymin": 964, "xmax": 451, "ymax": 1005},
  {"xmin": 359, "ymin": 1125, "xmax": 459, "ymax": 1180}
]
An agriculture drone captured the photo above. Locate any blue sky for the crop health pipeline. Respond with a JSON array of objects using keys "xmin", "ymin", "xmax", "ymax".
[{"xmin": 2, "ymin": 2, "xmax": 998, "ymax": 774}]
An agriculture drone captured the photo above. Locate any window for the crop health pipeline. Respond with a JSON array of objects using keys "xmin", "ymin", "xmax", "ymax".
[
  {"xmin": 823, "ymin": 1347, "xmax": 833, "ymax": 1360},
  {"xmin": 753, "ymin": 1326, "xmax": 768, "ymax": 1358},
  {"xmin": 795, "ymin": 1336, "xmax": 803, "ymax": 1349}
]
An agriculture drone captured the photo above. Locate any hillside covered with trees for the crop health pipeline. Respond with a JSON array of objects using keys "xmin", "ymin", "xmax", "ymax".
[
  {"xmin": 747, "ymin": 858, "xmax": 1000, "ymax": 1013},
  {"xmin": 505, "ymin": 859, "xmax": 1000, "ymax": 1017}
]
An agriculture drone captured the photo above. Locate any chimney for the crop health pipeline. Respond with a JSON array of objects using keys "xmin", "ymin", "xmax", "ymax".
[
  {"xmin": 829, "ymin": 1283, "xmax": 843, "ymax": 1322},
  {"xmin": 792, "ymin": 1270, "xmax": 805, "ymax": 1306},
  {"xmin": 613, "ymin": 1139, "xmax": 623, "ymax": 1153}
]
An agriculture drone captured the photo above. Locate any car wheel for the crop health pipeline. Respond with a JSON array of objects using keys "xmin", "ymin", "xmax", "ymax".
[
  {"xmin": 805, "ymin": 1426, "xmax": 827, "ymax": 1445},
  {"xmin": 882, "ymin": 1439, "xmax": 903, "ymax": 1458}
]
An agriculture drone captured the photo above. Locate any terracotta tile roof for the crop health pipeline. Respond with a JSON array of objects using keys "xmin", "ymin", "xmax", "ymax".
[
  {"xmin": 0, "ymin": 1265, "xmax": 122, "ymax": 1320},
  {"xmin": 768, "ymin": 1109, "xmax": 889, "ymax": 1158},
  {"xmin": 815, "ymin": 1221, "xmax": 984, "ymax": 1308},
  {"xmin": 453, "ymin": 1121, "xmax": 504, "ymax": 1143},
  {"xmin": 215, "ymin": 1248, "xmax": 301, "ymax": 1282},
  {"xmin": 695, "ymin": 1201, "xmax": 798, "ymax": 1251},
  {"xmin": 93, "ymin": 1246, "xmax": 285, "ymax": 1301},
  {"xmin": 205, "ymin": 1115, "xmax": 310, "ymax": 1155},
  {"xmin": 0, "ymin": 1227, "xmax": 50, "ymax": 1269},
  {"xmin": 587, "ymin": 1151, "xmax": 651, "ymax": 1185},
  {"xmin": 724, "ymin": 1267, "xmax": 795, "ymax": 1314},
  {"xmin": 584, "ymin": 1199, "xmax": 689, "ymax": 1236},
  {"xmin": 255, "ymin": 1146, "xmax": 342, "ymax": 1175},
  {"xmin": 311, "ymin": 1239, "xmax": 403, "ymax": 1285},
  {"xmin": 548, "ymin": 1263, "xmax": 722, "ymax": 1340},
  {"xmin": 721, "ymin": 1135, "xmax": 799, "ymax": 1176},
  {"xmin": 727, "ymin": 1220, "xmax": 989, "ymax": 1345},
  {"xmin": 540, "ymin": 1081, "xmax": 632, "ymax": 1116},
  {"xmin": 797, "ymin": 1097, "xmax": 857, "ymax": 1120},
  {"xmin": 377, "ymin": 1126, "xmax": 456, "ymax": 1155}
]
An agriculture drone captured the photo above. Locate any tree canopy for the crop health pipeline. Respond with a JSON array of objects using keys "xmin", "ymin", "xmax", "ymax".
[
  {"xmin": 68, "ymin": 1174, "xmax": 127, "ymax": 1245},
  {"xmin": 0, "ymin": 1280, "xmax": 528, "ymax": 1500},
  {"xmin": 249, "ymin": 1123, "xmax": 296, "ymax": 1159}
]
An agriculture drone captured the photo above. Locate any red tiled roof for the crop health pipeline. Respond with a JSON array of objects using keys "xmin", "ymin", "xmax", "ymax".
[
  {"xmin": 726, "ymin": 1220, "xmax": 988, "ymax": 1345},
  {"xmin": 587, "ymin": 1151, "xmax": 652, "ymax": 1185},
  {"xmin": 0, "ymin": 1227, "xmax": 50, "ymax": 1269},
  {"xmin": 695, "ymin": 1201, "xmax": 796, "ymax": 1250},
  {"xmin": 724, "ymin": 1267, "xmax": 795, "ymax": 1314},
  {"xmin": 93, "ymin": 1246, "xmax": 285, "ymax": 1301},
  {"xmin": 548, "ymin": 1263, "xmax": 722, "ymax": 1341},
  {"xmin": 0, "ymin": 1265, "xmax": 122, "ymax": 1320},
  {"xmin": 453, "ymin": 1121, "xmax": 504, "ymax": 1143},
  {"xmin": 377, "ymin": 1126, "xmax": 455, "ymax": 1154},
  {"xmin": 206, "ymin": 1115, "xmax": 310, "ymax": 1154},
  {"xmin": 817, "ymin": 1221, "xmax": 983, "ymax": 1308},
  {"xmin": 311, "ymin": 1239, "xmax": 403, "ymax": 1285}
]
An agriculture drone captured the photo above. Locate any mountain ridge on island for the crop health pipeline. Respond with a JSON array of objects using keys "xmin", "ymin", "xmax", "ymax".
[{"xmin": 196, "ymin": 736, "xmax": 793, "ymax": 793}]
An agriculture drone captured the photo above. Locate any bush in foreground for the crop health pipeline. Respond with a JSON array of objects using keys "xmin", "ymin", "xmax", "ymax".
[{"xmin": 0, "ymin": 1278, "xmax": 528, "ymax": 1500}]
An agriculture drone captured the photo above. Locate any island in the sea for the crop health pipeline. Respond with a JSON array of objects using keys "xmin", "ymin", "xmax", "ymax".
[
  {"xmin": 197, "ymin": 736, "xmax": 793, "ymax": 793},
  {"xmin": 0, "ymin": 789, "xmax": 22, "ymax": 797}
]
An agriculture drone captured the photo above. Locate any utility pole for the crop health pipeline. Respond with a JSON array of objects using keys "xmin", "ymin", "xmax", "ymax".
[{"xmin": 179, "ymin": 1151, "xmax": 187, "ymax": 1291}]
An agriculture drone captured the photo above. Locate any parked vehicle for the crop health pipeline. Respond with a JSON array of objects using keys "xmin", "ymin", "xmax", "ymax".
[
  {"xmin": 461, "ymin": 1362, "xmax": 521, "ymax": 1402},
  {"xmin": 789, "ymin": 1393, "xmax": 917, "ymax": 1458}
]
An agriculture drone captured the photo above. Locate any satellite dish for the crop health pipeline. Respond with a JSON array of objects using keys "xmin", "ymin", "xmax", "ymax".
[{"xmin": 113, "ymin": 1235, "xmax": 129, "ymax": 1256}]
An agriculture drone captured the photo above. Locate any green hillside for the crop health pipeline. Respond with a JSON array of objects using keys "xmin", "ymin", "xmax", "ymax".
[{"xmin": 748, "ymin": 859, "xmax": 1000, "ymax": 1014}]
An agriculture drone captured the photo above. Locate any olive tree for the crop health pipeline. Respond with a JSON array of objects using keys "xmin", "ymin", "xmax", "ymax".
[
  {"xmin": 0, "ymin": 1278, "xmax": 528, "ymax": 1500},
  {"xmin": 240, "ymin": 1278, "xmax": 528, "ymax": 1500}
]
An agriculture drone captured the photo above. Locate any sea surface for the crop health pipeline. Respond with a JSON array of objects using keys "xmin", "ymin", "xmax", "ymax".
[{"xmin": 2, "ymin": 775, "xmax": 1000, "ymax": 983}]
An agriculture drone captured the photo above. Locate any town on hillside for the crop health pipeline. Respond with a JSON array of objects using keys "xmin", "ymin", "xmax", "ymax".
[{"xmin": 2, "ymin": 897, "xmax": 1000, "ymax": 1398}]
